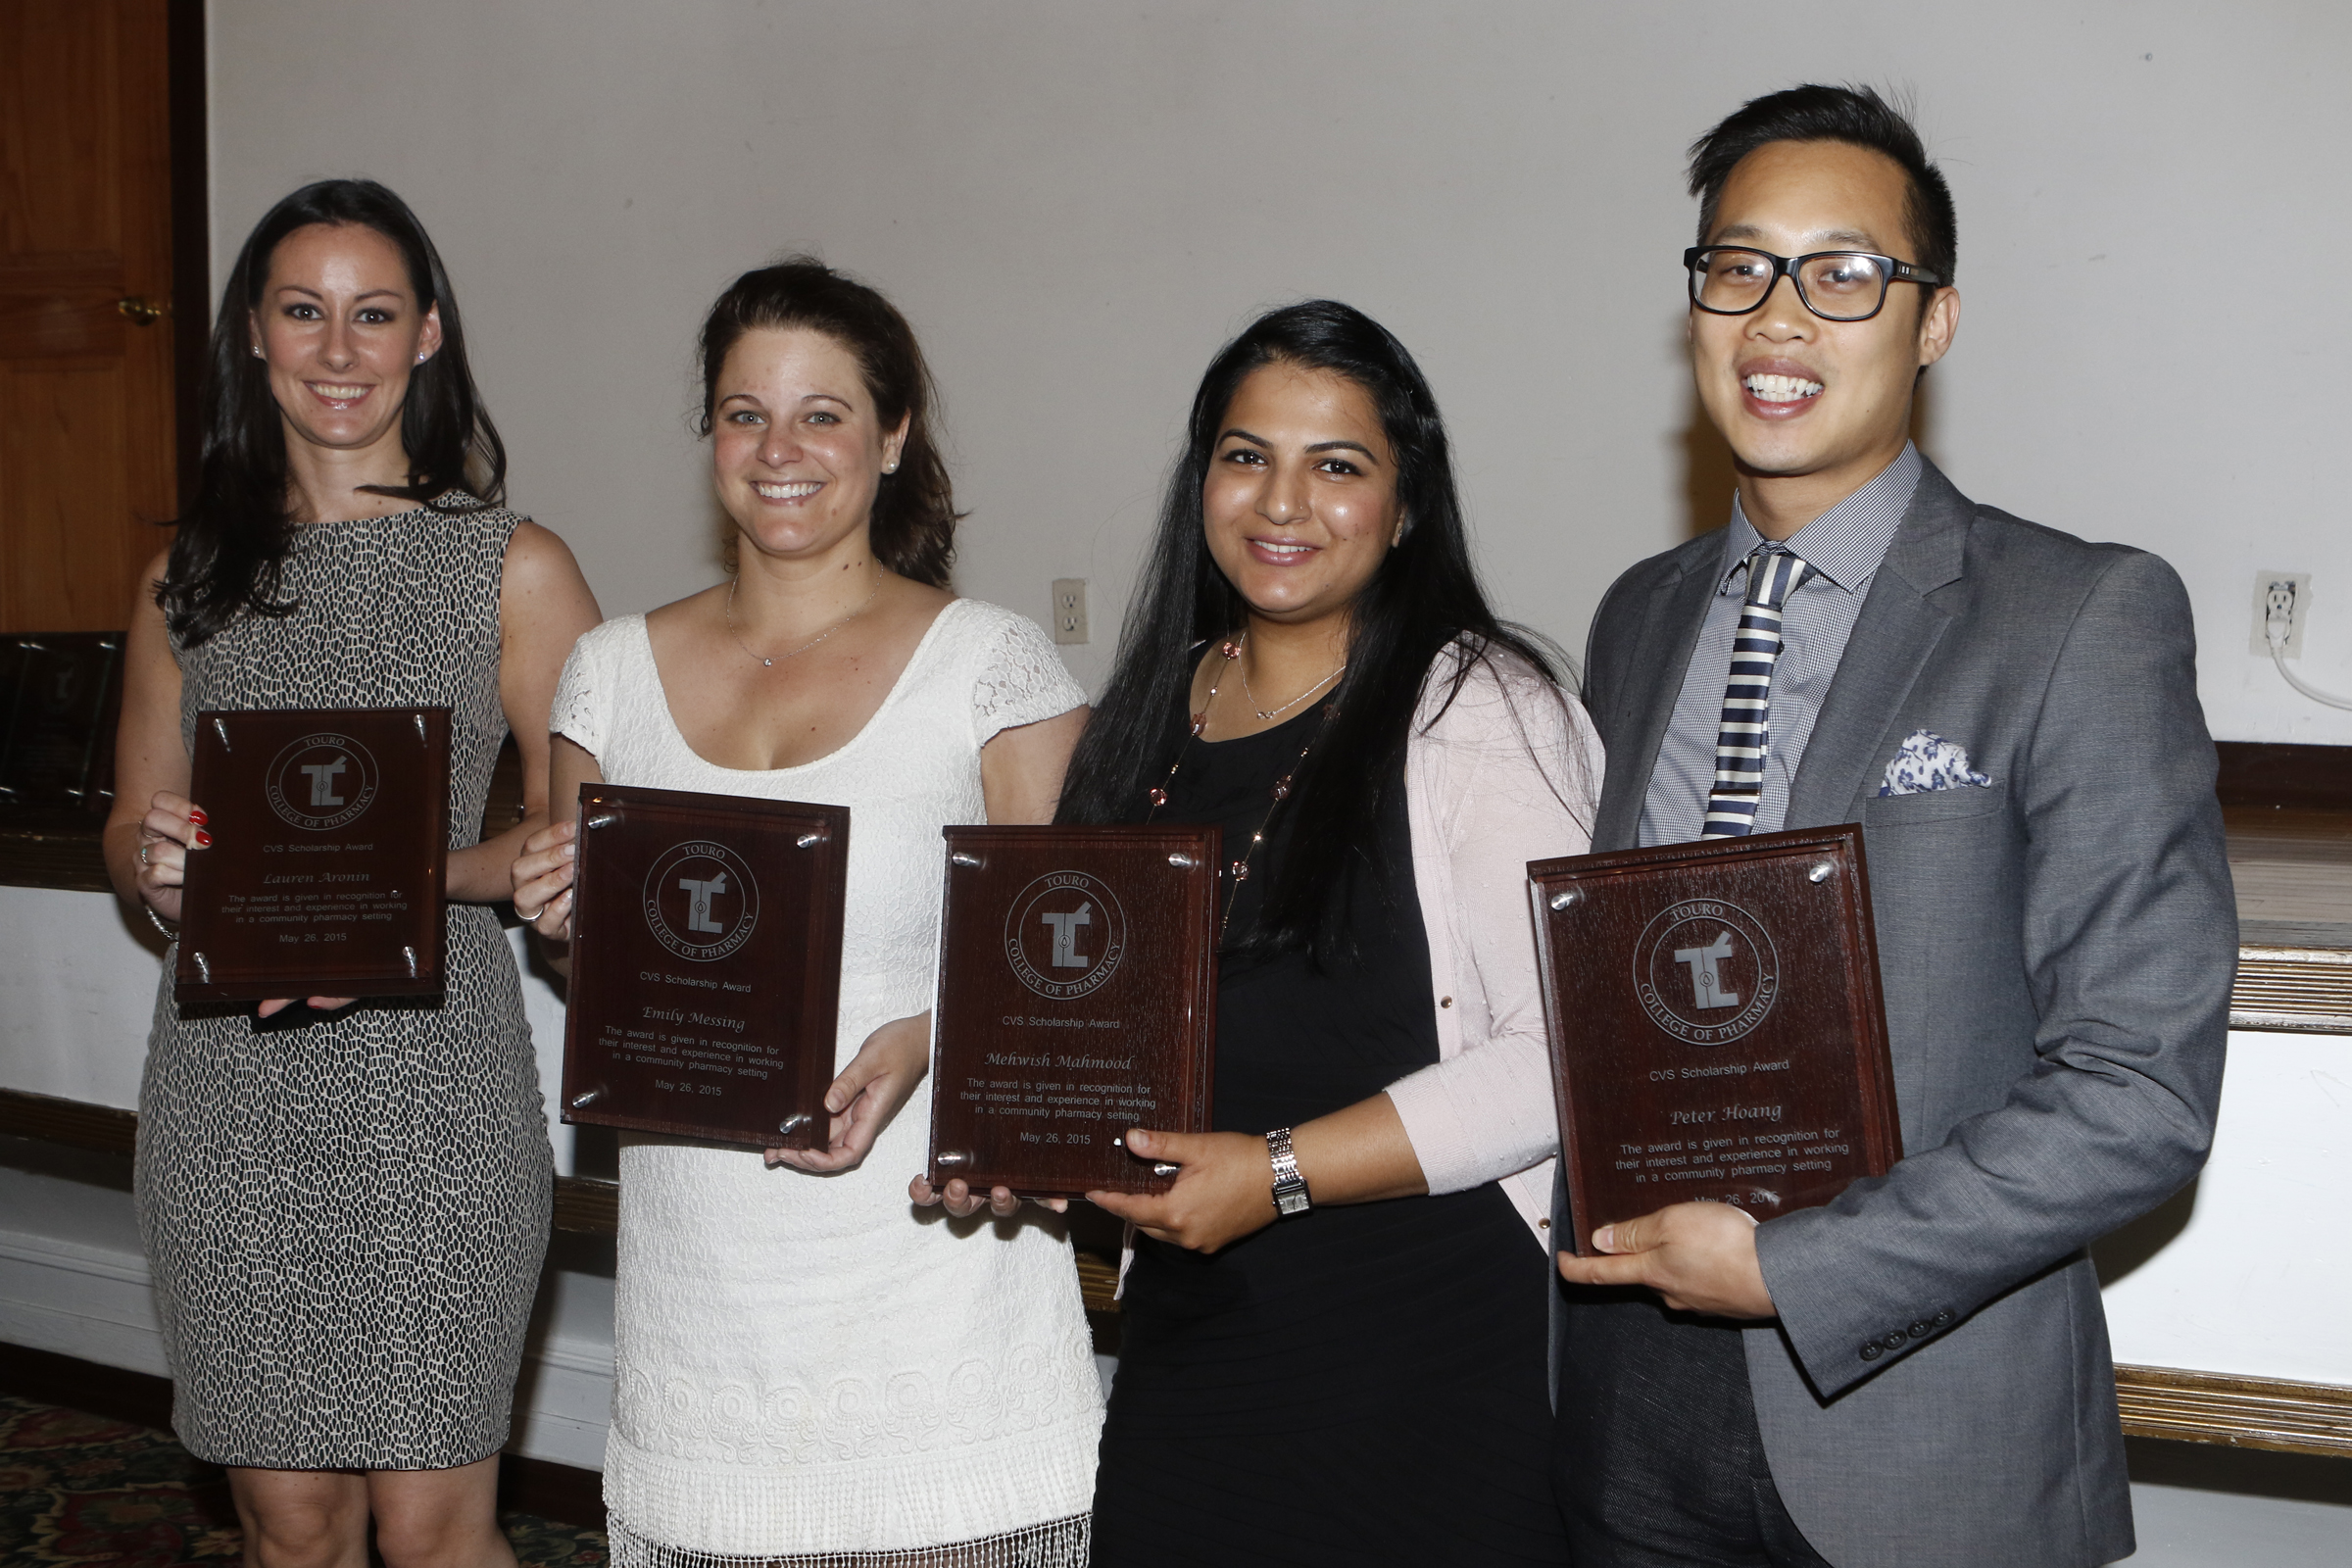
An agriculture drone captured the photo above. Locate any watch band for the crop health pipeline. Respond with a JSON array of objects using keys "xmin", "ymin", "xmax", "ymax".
[{"xmin": 1267, "ymin": 1126, "xmax": 1311, "ymax": 1218}]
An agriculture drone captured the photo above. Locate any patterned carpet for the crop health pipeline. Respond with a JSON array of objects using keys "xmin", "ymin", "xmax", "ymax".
[{"xmin": 0, "ymin": 1395, "xmax": 606, "ymax": 1567}]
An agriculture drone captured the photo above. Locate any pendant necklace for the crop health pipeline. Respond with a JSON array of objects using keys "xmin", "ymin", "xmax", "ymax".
[
  {"xmin": 725, "ymin": 575, "xmax": 882, "ymax": 668},
  {"xmin": 1144, "ymin": 636, "xmax": 1339, "ymax": 939},
  {"xmin": 1237, "ymin": 631, "xmax": 1348, "ymax": 721}
]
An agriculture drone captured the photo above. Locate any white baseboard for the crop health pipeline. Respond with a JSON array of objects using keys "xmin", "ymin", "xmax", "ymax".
[{"xmin": 0, "ymin": 1225, "xmax": 613, "ymax": 1469}]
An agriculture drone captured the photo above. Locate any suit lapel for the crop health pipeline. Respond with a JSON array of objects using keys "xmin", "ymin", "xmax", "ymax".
[
  {"xmin": 1595, "ymin": 547, "xmax": 1720, "ymax": 852},
  {"xmin": 1785, "ymin": 461, "xmax": 1975, "ymax": 827}
]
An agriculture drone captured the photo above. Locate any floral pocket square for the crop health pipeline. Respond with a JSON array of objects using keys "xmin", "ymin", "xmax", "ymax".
[{"xmin": 1879, "ymin": 731, "xmax": 1992, "ymax": 797}]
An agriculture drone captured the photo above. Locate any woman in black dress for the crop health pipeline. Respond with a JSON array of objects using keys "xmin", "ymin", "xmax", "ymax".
[{"xmin": 1067, "ymin": 302, "xmax": 1600, "ymax": 1562}]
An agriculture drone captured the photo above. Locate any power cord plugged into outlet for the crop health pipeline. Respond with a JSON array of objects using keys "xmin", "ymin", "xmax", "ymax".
[{"xmin": 2261, "ymin": 575, "xmax": 2352, "ymax": 711}]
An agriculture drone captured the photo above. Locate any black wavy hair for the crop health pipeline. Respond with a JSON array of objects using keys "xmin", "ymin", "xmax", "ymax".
[
  {"xmin": 159, "ymin": 179, "xmax": 505, "ymax": 646},
  {"xmin": 697, "ymin": 257, "xmax": 959, "ymax": 589},
  {"xmin": 1056, "ymin": 300, "xmax": 1573, "ymax": 961},
  {"xmin": 1688, "ymin": 83, "xmax": 1957, "ymax": 292}
]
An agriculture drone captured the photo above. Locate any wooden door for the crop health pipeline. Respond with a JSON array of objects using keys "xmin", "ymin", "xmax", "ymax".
[{"xmin": 0, "ymin": 0, "xmax": 181, "ymax": 632}]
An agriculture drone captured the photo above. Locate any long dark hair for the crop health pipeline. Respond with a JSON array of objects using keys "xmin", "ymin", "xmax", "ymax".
[
  {"xmin": 1058, "ymin": 300, "xmax": 1569, "ymax": 960},
  {"xmin": 160, "ymin": 179, "xmax": 506, "ymax": 646},
  {"xmin": 697, "ymin": 258, "xmax": 959, "ymax": 589}
]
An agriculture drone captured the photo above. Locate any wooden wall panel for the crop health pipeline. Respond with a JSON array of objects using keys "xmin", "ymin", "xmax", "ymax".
[
  {"xmin": 0, "ymin": 0, "xmax": 178, "ymax": 633},
  {"xmin": 1, "ymin": 361, "xmax": 140, "ymax": 628}
]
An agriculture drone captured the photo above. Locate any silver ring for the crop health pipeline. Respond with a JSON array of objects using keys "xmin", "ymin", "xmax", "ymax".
[
  {"xmin": 515, "ymin": 902, "xmax": 541, "ymax": 922},
  {"xmin": 139, "ymin": 842, "xmax": 151, "ymax": 867}
]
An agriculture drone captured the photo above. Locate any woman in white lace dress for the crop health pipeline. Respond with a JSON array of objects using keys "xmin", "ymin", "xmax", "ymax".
[{"xmin": 512, "ymin": 260, "xmax": 1102, "ymax": 1566}]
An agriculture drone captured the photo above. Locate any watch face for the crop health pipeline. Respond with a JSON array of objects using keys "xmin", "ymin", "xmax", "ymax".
[{"xmin": 1274, "ymin": 1186, "xmax": 1311, "ymax": 1217}]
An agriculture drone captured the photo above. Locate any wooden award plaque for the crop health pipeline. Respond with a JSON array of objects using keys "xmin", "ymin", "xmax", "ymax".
[
  {"xmin": 1529, "ymin": 824, "xmax": 1901, "ymax": 1255},
  {"xmin": 175, "ymin": 708, "xmax": 451, "ymax": 1004},
  {"xmin": 928, "ymin": 824, "xmax": 1219, "ymax": 1199},
  {"xmin": 560, "ymin": 783, "xmax": 848, "ymax": 1150}
]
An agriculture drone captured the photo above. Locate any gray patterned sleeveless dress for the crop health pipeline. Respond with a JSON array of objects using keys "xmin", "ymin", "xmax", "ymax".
[{"xmin": 135, "ymin": 501, "xmax": 553, "ymax": 1471}]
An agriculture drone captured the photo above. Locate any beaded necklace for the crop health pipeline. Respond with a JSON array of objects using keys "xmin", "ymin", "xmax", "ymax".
[{"xmin": 1144, "ymin": 637, "xmax": 1335, "ymax": 940}]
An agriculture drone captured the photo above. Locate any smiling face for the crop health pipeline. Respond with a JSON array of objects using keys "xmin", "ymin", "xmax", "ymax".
[
  {"xmin": 1689, "ymin": 138, "xmax": 1959, "ymax": 533},
  {"xmin": 251, "ymin": 221, "xmax": 441, "ymax": 465},
  {"xmin": 710, "ymin": 325, "xmax": 909, "ymax": 566},
  {"xmin": 1201, "ymin": 363, "xmax": 1401, "ymax": 631}
]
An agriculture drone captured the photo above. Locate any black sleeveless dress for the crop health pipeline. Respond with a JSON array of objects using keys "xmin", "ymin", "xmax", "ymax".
[{"xmin": 1090, "ymin": 700, "xmax": 1565, "ymax": 1565}]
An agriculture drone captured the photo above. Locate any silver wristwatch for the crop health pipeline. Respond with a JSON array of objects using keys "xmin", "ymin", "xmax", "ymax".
[{"xmin": 1267, "ymin": 1126, "xmax": 1311, "ymax": 1218}]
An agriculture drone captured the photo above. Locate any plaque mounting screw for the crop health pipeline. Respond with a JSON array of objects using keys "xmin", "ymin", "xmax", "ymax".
[
  {"xmin": 414, "ymin": 713, "xmax": 428, "ymax": 745},
  {"xmin": 584, "ymin": 812, "xmax": 618, "ymax": 830},
  {"xmin": 1548, "ymin": 888, "xmax": 1582, "ymax": 911},
  {"xmin": 568, "ymin": 1086, "xmax": 603, "ymax": 1109},
  {"xmin": 950, "ymin": 852, "xmax": 983, "ymax": 868},
  {"xmin": 402, "ymin": 945, "xmax": 418, "ymax": 979},
  {"xmin": 935, "ymin": 1150, "xmax": 970, "ymax": 1169},
  {"xmin": 1807, "ymin": 862, "xmax": 1835, "ymax": 884},
  {"xmin": 1167, "ymin": 854, "xmax": 1198, "ymax": 868},
  {"xmin": 1152, "ymin": 1162, "xmax": 1181, "ymax": 1178},
  {"xmin": 796, "ymin": 831, "xmax": 825, "ymax": 850},
  {"xmin": 778, "ymin": 1113, "xmax": 812, "ymax": 1135},
  {"xmin": 211, "ymin": 717, "xmax": 230, "ymax": 751},
  {"xmin": 192, "ymin": 952, "xmax": 211, "ymax": 984}
]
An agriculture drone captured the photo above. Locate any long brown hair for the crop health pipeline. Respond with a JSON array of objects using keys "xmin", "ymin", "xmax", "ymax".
[
  {"xmin": 698, "ymin": 258, "xmax": 958, "ymax": 587},
  {"xmin": 162, "ymin": 179, "xmax": 505, "ymax": 646}
]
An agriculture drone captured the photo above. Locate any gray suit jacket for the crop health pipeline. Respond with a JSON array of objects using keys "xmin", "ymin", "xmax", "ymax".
[{"xmin": 1572, "ymin": 459, "xmax": 2233, "ymax": 1568}]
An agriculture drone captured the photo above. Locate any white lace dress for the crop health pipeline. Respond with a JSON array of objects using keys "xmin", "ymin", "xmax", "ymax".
[{"xmin": 551, "ymin": 599, "xmax": 1102, "ymax": 1567}]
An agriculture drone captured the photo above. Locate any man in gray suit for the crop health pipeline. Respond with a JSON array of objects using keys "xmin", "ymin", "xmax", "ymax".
[{"xmin": 1552, "ymin": 85, "xmax": 2233, "ymax": 1567}]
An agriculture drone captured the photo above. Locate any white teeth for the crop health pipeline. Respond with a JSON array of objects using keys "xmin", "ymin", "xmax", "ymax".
[
  {"xmin": 1258, "ymin": 541, "xmax": 1310, "ymax": 556},
  {"xmin": 1743, "ymin": 373, "xmax": 1823, "ymax": 403},
  {"xmin": 753, "ymin": 481, "xmax": 823, "ymax": 500},
  {"xmin": 312, "ymin": 383, "xmax": 368, "ymax": 399}
]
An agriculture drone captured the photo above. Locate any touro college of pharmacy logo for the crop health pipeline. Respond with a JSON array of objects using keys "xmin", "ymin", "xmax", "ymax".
[
  {"xmin": 1634, "ymin": 898, "xmax": 1780, "ymax": 1046},
  {"xmin": 266, "ymin": 733, "xmax": 380, "ymax": 831},
  {"xmin": 643, "ymin": 840, "xmax": 760, "ymax": 962},
  {"xmin": 1004, "ymin": 869, "xmax": 1127, "ymax": 1001}
]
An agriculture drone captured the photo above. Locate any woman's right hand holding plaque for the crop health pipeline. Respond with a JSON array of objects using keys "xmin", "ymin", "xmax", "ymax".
[
  {"xmin": 511, "ymin": 815, "xmax": 579, "ymax": 943},
  {"xmin": 134, "ymin": 787, "xmax": 204, "ymax": 925}
]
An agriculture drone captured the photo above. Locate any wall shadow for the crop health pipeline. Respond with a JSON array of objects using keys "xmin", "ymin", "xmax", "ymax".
[
  {"xmin": 1677, "ymin": 385, "xmax": 1739, "ymax": 541},
  {"xmin": 2128, "ymin": 1437, "xmax": 2352, "ymax": 1506}
]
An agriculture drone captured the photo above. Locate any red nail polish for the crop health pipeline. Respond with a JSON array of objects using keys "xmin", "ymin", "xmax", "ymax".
[
  {"xmin": 187, "ymin": 808, "xmax": 208, "ymax": 825},
  {"xmin": 193, "ymin": 828, "xmax": 212, "ymax": 848}
]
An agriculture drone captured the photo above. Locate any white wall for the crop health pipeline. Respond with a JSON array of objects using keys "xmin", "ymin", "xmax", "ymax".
[{"xmin": 206, "ymin": 0, "xmax": 2352, "ymax": 738}]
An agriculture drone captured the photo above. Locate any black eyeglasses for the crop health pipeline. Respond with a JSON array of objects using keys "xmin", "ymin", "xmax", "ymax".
[{"xmin": 1684, "ymin": 247, "xmax": 1946, "ymax": 322}]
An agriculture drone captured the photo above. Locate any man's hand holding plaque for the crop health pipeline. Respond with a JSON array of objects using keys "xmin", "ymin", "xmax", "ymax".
[
  {"xmin": 927, "ymin": 824, "xmax": 1218, "ymax": 1200},
  {"xmin": 1530, "ymin": 824, "xmax": 1902, "ymax": 1283}
]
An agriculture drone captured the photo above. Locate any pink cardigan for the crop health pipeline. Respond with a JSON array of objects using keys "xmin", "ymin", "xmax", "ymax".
[
  {"xmin": 1114, "ymin": 645, "xmax": 1601, "ymax": 1290},
  {"xmin": 1386, "ymin": 647, "xmax": 1604, "ymax": 1244}
]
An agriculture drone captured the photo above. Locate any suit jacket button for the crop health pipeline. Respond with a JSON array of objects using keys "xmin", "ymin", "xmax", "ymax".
[
  {"xmin": 1882, "ymin": 1332, "xmax": 1907, "ymax": 1351},
  {"xmin": 1909, "ymin": 1321, "xmax": 1932, "ymax": 1339},
  {"xmin": 1860, "ymin": 1343, "xmax": 1883, "ymax": 1361},
  {"xmin": 1934, "ymin": 1309, "xmax": 1953, "ymax": 1326}
]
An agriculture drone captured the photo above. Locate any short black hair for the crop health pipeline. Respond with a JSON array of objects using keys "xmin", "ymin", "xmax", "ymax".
[{"xmin": 1687, "ymin": 83, "xmax": 1956, "ymax": 289}]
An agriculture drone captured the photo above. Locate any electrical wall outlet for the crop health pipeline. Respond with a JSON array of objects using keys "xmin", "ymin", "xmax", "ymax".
[
  {"xmin": 2252, "ymin": 571, "xmax": 2311, "ymax": 658},
  {"xmin": 1052, "ymin": 578, "xmax": 1088, "ymax": 645}
]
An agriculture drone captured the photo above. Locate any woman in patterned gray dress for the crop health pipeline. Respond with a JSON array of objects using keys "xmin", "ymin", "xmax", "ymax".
[{"xmin": 102, "ymin": 180, "xmax": 601, "ymax": 1568}]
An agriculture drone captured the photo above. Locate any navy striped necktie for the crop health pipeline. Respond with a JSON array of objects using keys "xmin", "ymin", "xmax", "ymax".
[{"xmin": 1702, "ymin": 544, "xmax": 1816, "ymax": 839}]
